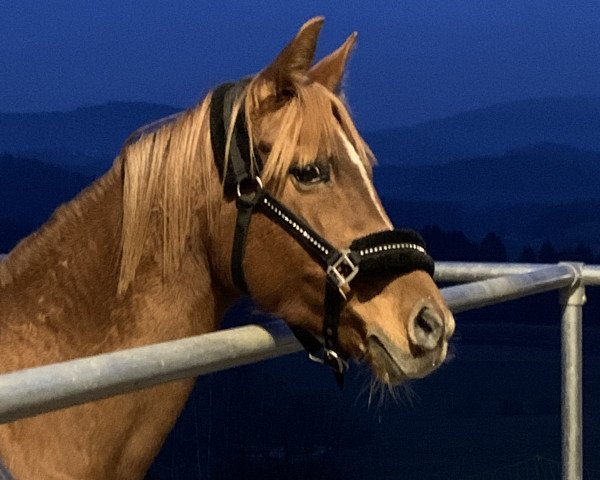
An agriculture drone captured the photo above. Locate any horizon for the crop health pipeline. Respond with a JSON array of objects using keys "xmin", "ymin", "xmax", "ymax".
[
  {"xmin": 3, "ymin": 2, "xmax": 600, "ymax": 130},
  {"xmin": 4, "ymin": 94, "xmax": 600, "ymax": 172},
  {"xmin": 3, "ymin": 93, "xmax": 600, "ymax": 132}
]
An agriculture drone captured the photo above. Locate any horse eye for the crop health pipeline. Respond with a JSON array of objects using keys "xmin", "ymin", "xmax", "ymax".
[{"xmin": 290, "ymin": 164, "xmax": 328, "ymax": 184}]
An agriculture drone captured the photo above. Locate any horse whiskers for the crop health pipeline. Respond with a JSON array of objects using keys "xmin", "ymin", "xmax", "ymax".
[
  {"xmin": 353, "ymin": 366, "xmax": 395, "ymax": 410},
  {"xmin": 368, "ymin": 378, "xmax": 389, "ymax": 409},
  {"xmin": 353, "ymin": 365, "xmax": 373, "ymax": 405},
  {"xmin": 354, "ymin": 365, "xmax": 419, "ymax": 411},
  {"xmin": 397, "ymin": 382, "xmax": 419, "ymax": 409}
]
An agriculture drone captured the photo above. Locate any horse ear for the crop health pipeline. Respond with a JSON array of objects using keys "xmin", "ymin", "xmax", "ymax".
[
  {"xmin": 308, "ymin": 32, "xmax": 357, "ymax": 93},
  {"xmin": 259, "ymin": 17, "xmax": 324, "ymax": 96}
]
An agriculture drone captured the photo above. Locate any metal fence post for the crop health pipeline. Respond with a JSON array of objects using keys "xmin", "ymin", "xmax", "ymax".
[{"xmin": 559, "ymin": 263, "xmax": 585, "ymax": 480}]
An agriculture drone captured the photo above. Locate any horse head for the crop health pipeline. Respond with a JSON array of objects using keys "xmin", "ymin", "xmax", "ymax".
[{"xmin": 210, "ymin": 17, "xmax": 455, "ymax": 386}]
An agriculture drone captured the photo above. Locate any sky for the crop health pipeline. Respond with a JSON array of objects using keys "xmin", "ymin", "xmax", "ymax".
[{"xmin": 2, "ymin": 1, "xmax": 600, "ymax": 130}]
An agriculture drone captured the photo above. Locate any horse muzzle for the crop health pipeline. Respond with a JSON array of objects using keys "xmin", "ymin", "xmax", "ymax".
[{"xmin": 366, "ymin": 304, "xmax": 454, "ymax": 385}]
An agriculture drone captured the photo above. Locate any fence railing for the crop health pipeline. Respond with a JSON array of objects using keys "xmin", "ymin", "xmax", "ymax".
[
  {"xmin": 440, "ymin": 261, "xmax": 599, "ymax": 480},
  {"xmin": 0, "ymin": 258, "xmax": 598, "ymax": 480}
]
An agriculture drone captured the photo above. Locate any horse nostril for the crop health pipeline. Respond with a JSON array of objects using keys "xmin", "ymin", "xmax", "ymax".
[{"xmin": 408, "ymin": 307, "xmax": 444, "ymax": 351}]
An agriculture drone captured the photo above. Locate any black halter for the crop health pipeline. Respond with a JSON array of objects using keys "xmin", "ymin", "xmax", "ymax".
[{"xmin": 210, "ymin": 81, "xmax": 435, "ymax": 387}]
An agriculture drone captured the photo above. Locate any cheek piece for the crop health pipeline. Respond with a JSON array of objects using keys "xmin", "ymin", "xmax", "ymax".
[{"xmin": 210, "ymin": 81, "xmax": 435, "ymax": 388}]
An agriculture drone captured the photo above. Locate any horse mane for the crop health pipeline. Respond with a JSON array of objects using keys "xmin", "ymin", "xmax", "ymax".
[
  {"xmin": 113, "ymin": 73, "xmax": 375, "ymax": 294},
  {"xmin": 118, "ymin": 96, "xmax": 214, "ymax": 294}
]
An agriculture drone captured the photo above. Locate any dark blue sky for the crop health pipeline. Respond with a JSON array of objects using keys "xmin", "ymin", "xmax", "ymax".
[{"xmin": 2, "ymin": 1, "xmax": 600, "ymax": 130}]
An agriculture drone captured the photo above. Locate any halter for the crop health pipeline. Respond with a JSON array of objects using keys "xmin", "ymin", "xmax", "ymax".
[{"xmin": 210, "ymin": 81, "xmax": 435, "ymax": 387}]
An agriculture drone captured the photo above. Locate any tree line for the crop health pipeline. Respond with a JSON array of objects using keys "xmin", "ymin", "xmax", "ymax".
[
  {"xmin": 421, "ymin": 225, "xmax": 600, "ymax": 264},
  {"xmin": 4, "ymin": 221, "xmax": 599, "ymax": 265}
]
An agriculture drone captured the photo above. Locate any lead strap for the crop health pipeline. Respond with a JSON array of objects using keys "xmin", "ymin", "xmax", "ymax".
[{"xmin": 323, "ymin": 280, "xmax": 347, "ymax": 388}]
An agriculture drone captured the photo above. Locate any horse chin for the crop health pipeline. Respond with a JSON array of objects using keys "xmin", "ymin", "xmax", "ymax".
[{"xmin": 365, "ymin": 333, "xmax": 447, "ymax": 386}]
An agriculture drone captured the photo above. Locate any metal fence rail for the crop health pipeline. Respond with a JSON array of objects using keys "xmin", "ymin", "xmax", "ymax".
[
  {"xmin": 435, "ymin": 260, "xmax": 600, "ymax": 284},
  {"xmin": 0, "ymin": 259, "xmax": 595, "ymax": 480}
]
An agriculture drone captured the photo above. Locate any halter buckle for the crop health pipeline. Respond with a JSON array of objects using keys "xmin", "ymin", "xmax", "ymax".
[
  {"xmin": 327, "ymin": 250, "xmax": 359, "ymax": 298},
  {"xmin": 325, "ymin": 348, "xmax": 349, "ymax": 374}
]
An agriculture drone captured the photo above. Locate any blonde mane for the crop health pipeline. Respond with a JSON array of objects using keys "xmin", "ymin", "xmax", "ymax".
[
  {"xmin": 118, "ymin": 74, "xmax": 373, "ymax": 293},
  {"xmin": 118, "ymin": 95, "xmax": 214, "ymax": 294}
]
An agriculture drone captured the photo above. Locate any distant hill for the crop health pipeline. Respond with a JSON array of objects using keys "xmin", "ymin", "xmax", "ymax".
[
  {"xmin": 373, "ymin": 143, "xmax": 600, "ymax": 253},
  {"xmin": 469, "ymin": 200, "xmax": 600, "ymax": 253},
  {"xmin": 3, "ymin": 96, "xmax": 600, "ymax": 171},
  {"xmin": 0, "ymin": 154, "xmax": 93, "ymax": 227},
  {"xmin": 0, "ymin": 102, "xmax": 180, "ymax": 175},
  {"xmin": 364, "ymin": 96, "xmax": 600, "ymax": 165},
  {"xmin": 3, "ymin": 100, "xmax": 600, "ymax": 256},
  {"xmin": 382, "ymin": 196, "xmax": 600, "ymax": 255},
  {"xmin": 374, "ymin": 143, "xmax": 600, "ymax": 205}
]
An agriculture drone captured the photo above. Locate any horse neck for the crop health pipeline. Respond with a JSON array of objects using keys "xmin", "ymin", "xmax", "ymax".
[{"xmin": 0, "ymin": 161, "xmax": 223, "ymax": 370}]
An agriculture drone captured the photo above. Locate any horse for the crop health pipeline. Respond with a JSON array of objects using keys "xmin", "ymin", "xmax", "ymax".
[{"xmin": 0, "ymin": 17, "xmax": 454, "ymax": 479}]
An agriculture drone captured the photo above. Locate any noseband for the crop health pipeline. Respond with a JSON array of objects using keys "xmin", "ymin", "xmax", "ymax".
[{"xmin": 210, "ymin": 81, "xmax": 435, "ymax": 387}]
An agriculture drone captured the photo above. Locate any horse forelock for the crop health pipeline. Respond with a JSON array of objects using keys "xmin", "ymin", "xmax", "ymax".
[{"xmin": 237, "ymin": 77, "xmax": 375, "ymax": 193}]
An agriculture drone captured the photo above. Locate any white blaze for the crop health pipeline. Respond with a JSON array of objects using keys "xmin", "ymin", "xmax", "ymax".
[{"xmin": 339, "ymin": 133, "xmax": 393, "ymax": 230}]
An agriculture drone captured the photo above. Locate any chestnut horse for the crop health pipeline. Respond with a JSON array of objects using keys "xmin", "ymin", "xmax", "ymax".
[{"xmin": 0, "ymin": 17, "xmax": 454, "ymax": 480}]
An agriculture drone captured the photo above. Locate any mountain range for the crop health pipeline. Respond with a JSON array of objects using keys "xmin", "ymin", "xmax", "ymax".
[
  {"xmin": 2, "ymin": 96, "xmax": 600, "ymax": 255},
  {"xmin": 3, "ymin": 95, "xmax": 600, "ymax": 172},
  {"xmin": 374, "ymin": 143, "xmax": 600, "ymax": 204},
  {"xmin": 0, "ymin": 102, "xmax": 179, "ymax": 175},
  {"xmin": 364, "ymin": 95, "xmax": 600, "ymax": 165},
  {"xmin": 0, "ymin": 154, "xmax": 91, "ymax": 226}
]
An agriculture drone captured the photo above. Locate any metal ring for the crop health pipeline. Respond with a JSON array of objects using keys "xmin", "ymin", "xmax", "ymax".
[{"xmin": 236, "ymin": 175, "xmax": 263, "ymax": 202}]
